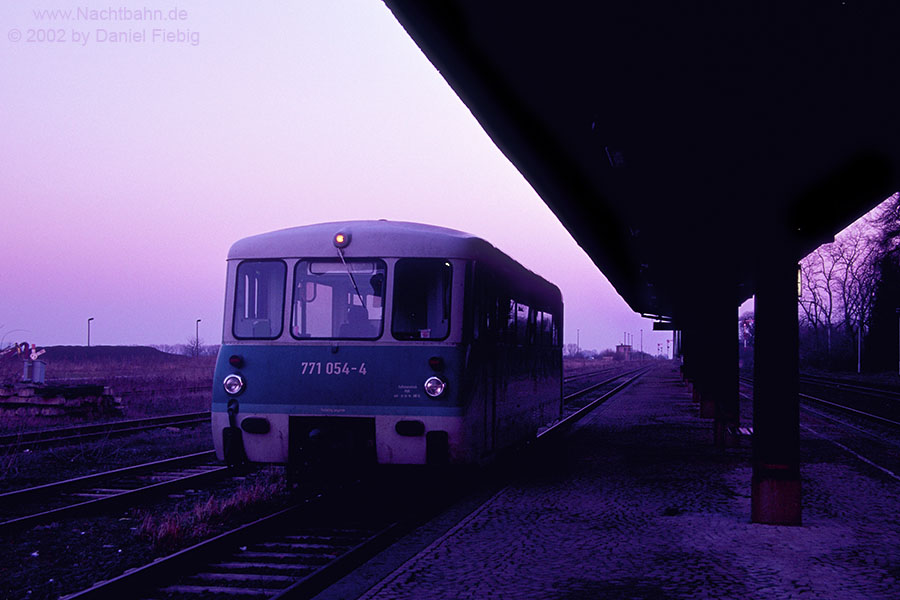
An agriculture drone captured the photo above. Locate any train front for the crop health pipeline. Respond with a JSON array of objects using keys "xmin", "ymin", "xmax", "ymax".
[{"xmin": 212, "ymin": 223, "xmax": 470, "ymax": 469}]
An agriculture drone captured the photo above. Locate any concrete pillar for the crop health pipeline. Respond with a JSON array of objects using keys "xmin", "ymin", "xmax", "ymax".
[
  {"xmin": 682, "ymin": 317, "xmax": 713, "ymax": 418},
  {"xmin": 707, "ymin": 298, "xmax": 739, "ymax": 448},
  {"xmin": 680, "ymin": 329, "xmax": 696, "ymax": 395},
  {"xmin": 697, "ymin": 327, "xmax": 717, "ymax": 419},
  {"xmin": 752, "ymin": 245, "xmax": 801, "ymax": 525},
  {"xmin": 690, "ymin": 297, "xmax": 739, "ymax": 447}
]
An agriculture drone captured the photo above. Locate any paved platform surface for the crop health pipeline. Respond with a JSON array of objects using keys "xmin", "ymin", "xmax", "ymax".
[{"xmin": 317, "ymin": 363, "xmax": 900, "ymax": 599}]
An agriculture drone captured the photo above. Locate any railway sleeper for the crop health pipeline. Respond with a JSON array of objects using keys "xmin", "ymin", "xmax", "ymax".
[
  {"xmin": 191, "ymin": 573, "xmax": 296, "ymax": 585},
  {"xmin": 247, "ymin": 549, "xmax": 339, "ymax": 562},
  {"xmin": 236, "ymin": 551, "xmax": 335, "ymax": 562},
  {"xmin": 254, "ymin": 541, "xmax": 349, "ymax": 550},
  {"xmin": 282, "ymin": 531, "xmax": 375, "ymax": 541},
  {"xmin": 70, "ymin": 491, "xmax": 119, "ymax": 499},
  {"xmin": 159, "ymin": 584, "xmax": 275, "ymax": 596},
  {"xmin": 254, "ymin": 541, "xmax": 347, "ymax": 551},
  {"xmin": 208, "ymin": 561, "xmax": 318, "ymax": 573}
]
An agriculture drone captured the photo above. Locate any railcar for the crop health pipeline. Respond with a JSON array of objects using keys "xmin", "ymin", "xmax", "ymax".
[{"xmin": 212, "ymin": 221, "xmax": 562, "ymax": 468}]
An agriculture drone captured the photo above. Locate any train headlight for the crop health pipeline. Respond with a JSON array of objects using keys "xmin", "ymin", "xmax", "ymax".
[
  {"xmin": 424, "ymin": 376, "xmax": 447, "ymax": 398},
  {"xmin": 223, "ymin": 374, "xmax": 245, "ymax": 396},
  {"xmin": 333, "ymin": 231, "xmax": 351, "ymax": 248}
]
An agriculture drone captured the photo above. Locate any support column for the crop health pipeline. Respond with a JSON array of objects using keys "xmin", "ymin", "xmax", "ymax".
[
  {"xmin": 752, "ymin": 245, "xmax": 801, "ymax": 525},
  {"xmin": 680, "ymin": 328, "xmax": 696, "ymax": 395},
  {"xmin": 708, "ymin": 298, "xmax": 739, "ymax": 448},
  {"xmin": 696, "ymin": 325, "xmax": 717, "ymax": 419},
  {"xmin": 692, "ymin": 296, "xmax": 739, "ymax": 446}
]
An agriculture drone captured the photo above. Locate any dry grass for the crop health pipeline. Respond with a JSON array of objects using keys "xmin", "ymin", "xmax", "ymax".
[
  {"xmin": 0, "ymin": 445, "xmax": 19, "ymax": 481},
  {"xmin": 0, "ymin": 347, "xmax": 216, "ymax": 433},
  {"xmin": 0, "ymin": 424, "xmax": 214, "ymax": 491},
  {"xmin": 134, "ymin": 467, "xmax": 286, "ymax": 553}
]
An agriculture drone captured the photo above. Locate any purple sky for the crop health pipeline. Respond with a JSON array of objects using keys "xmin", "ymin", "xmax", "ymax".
[{"xmin": 1, "ymin": 1, "xmax": 675, "ymax": 354}]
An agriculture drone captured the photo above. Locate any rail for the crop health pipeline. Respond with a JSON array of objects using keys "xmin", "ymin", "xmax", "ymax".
[
  {"xmin": 0, "ymin": 411, "xmax": 210, "ymax": 452},
  {"xmin": 0, "ymin": 450, "xmax": 226, "ymax": 533}
]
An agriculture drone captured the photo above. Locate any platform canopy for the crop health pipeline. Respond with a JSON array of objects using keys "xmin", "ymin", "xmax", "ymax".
[{"xmin": 383, "ymin": 1, "xmax": 900, "ymax": 322}]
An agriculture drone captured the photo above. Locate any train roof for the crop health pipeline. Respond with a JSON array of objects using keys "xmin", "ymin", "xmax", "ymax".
[{"xmin": 228, "ymin": 220, "xmax": 561, "ymax": 303}]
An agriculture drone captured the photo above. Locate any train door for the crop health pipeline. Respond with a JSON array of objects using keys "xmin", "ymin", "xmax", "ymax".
[{"xmin": 473, "ymin": 264, "xmax": 497, "ymax": 456}]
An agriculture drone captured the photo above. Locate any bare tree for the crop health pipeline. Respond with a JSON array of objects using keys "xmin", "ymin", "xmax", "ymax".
[
  {"xmin": 833, "ymin": 224, "xmax": 880, "ymax": 336},
  {"xmin": 798, "ymin": 193, "xmax": 900, "ymax": 369},
  {"xmin": 187, "ymin": 335, "xmax": 204, "ymax": 358},
  {"xmin": 739, "ymin": 311, "xmax": 755, "ymax": 348},
  {"xmin": 799, "ymin": 248, "xmax": 839, "ymax": 356}
]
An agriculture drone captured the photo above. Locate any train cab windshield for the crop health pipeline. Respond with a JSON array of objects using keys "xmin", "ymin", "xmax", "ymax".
[
  {"xmin": 233, "ymin": 260, "xmax": 286, "ymax": 339},
  {"xmin": 292, "ymin": 259, "xmax": 386, "ymax": 339},
  {"xmin": 231, "ymin": 256, "xmax": 453, "ymax": 342},
  {"xmin": 391, "ymin": 258, "xmax": 452, "ymax": 340}
]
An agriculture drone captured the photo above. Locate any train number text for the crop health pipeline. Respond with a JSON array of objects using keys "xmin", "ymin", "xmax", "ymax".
[{"xmin": 300, "ymin": 361, "xmax": 367, "ymax": 375}]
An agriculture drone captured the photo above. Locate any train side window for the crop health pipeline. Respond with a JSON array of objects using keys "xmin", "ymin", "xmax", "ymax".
[
  {"xmin": 292, "ymin": 259, "xmax": 385, "ymax": 339},
  {"xmin": 392, "ymin": 259, "xmax": 452, "ymax": 340},
  {"xmin": 515, "ymin": 302, "xmax": 529, "ymax": 345},
  {"xmin": 538, "ymin": 311, "xmax": 550, "ymax": 346},
  {"xmin": 504, "ymin": 299, "xmax": 516, "ymax": 343},
  {"xmin": 233, "ymin": 260, "xmax": 286, "ymax": 339},
  {"xmin": 528, "ymin": 307, "xmax": 538, "ymax": 345},
  {"xmin": 471, "ymin": 266, "xmax": 492, "ymax": 341}
]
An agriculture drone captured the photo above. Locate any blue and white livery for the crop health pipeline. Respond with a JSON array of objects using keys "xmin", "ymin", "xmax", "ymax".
[{"xmin": 212, "ymin": 221, "xmax": 562, "ymax": 467}]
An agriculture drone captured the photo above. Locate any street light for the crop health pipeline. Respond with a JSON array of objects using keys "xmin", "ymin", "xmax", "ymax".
[
  {"xmin": 87, "ymin": 317, "xmax": 94, "ymax": 347},
  {"xmin": 195, "ymin": 319, "xmax": 202, "ymax": 357}
]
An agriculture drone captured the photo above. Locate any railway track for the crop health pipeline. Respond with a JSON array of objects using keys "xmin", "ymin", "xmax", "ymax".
[
  {"xmin": 739, "ymin": 373, "xmax": 900, "ymax": 452},
  {"xmin": 561, "ymin": 365, "xmax": 653, "ymax": 412},
  {"xmin": 798, "ymin": 387, "xmax": 900, "ymax": 430},
  {"xmin": 62, "ymin": 366, "xmax": 653, "ymax": 599},
  {"xmin": 740, "ymin": 374, "xmax": 900, "ymax": 428},
  {"xmin": 799, "ymin": 373, "xmax": 900, "ymax": 398},
  {"xmin": 0, "ymin": 450, "xmax": 228, "ymax": 533},
  {"xmin": 562, "ymin": 362, "xmax": 648, "ymax": 385},
  {"xmin": 798, "ymin": 375, "xmax": 900, "ymax": 425},
  {"xmin": 0, "ymin": 411, "xmax": 211, "ymax": 452}
]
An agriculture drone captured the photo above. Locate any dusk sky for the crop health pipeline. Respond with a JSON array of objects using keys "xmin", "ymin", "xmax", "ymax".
[{"xmin": 1, "ymin": 1, "xmax": 676, "ymax": 355}]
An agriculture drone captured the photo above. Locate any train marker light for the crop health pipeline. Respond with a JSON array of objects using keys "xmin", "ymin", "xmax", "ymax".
[
  {"xmin": 229, "ymin": 355, "xmax": 244, "ymax": 368},
  {"xmin": 333, "ymin": 232, "xmax": 351, "ymax": 248},
  {"xmin": 223, "ymin": 374, "xmax": 245, "ymax": 395},
  {"xmin": 424, "ymin": 376, "xmax": 447, "ymax": 398},
  {"xmin": 428, "ymin": 356, "xmax": 445, "ymax": 371}
]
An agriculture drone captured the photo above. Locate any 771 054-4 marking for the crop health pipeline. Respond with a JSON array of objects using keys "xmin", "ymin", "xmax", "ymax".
[{"xmin": 301, "ymin": 361, "xmax": 368, "ymax": 375}]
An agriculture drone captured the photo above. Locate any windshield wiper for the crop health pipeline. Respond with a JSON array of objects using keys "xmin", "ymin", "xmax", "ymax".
[{"xmin": 336, "ymin": 247, "xmax": 366, "ymax": 307}]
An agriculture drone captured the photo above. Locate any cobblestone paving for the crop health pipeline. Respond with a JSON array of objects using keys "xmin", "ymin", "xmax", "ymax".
[{"xmin": 357, "ymin": 365, "xmax": 900, "ymax": 599}]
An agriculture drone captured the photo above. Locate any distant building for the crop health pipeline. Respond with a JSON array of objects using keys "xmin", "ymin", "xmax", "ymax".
[{"xmin": 616, "ymin": 344, "xmax": 632, "ymax": 360}]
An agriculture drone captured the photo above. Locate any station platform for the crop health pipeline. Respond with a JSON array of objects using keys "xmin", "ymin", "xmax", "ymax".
[{"xmin": 316, "ymin": 363, "xmax": 900, "ymax": 599}]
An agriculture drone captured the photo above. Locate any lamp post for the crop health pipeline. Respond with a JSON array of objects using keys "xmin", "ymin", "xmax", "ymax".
[
  {"xmin": 195, "ymin": 319, "xmax": 202, "ymax": 357},
  {"xmin": 87, "ymin": 317, "xmax": 94, "ymax": 347}
]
